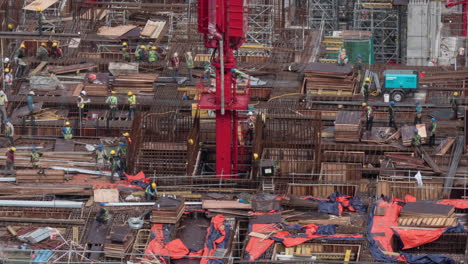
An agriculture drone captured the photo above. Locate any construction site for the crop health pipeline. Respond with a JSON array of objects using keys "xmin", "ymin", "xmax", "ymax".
[{"xmin": 0, "ymin": 0, "xmax": 468, "ymax": 263}]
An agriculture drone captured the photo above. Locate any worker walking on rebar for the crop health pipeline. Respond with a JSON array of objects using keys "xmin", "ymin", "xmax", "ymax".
[
  {"xmin": 148, "ymin": 46, "xmax": 158, "ymax": 64},
  {"xmin": 186, "ymin": 51, "xmax": 194, "ymax": 82},
  {"xmin": 127, "ymin": 92, "xmax": 137, "ymax": 120},
  {"xmin": 77, "ymin": 90, "xmax": 90, "ymax": 125},
  {"xmin": 106, "ymin": 150, "xmax": 123, "ymax": 183},
  {"xmin": 2, "ymin": 120, "xmax": 14, "ymax": 147},
  {"xmin": 3, "ymin": 68, "xmax": 13, "ymax": 93},
  {"xmin": 4, "ymin": 147, "xmax": 16, "ymax": 174},
  {"xmin": 117, "ymin": 142, "xmax": 127, "ymax": 172},
  {"xmin": 145, "ymin": 183, "xmax": 158, "ymax": 201},
  {"xmin": 15, "ymin": 44, "xmax": 27, "ymax": 78},
  {"xmin": 36, "ymin": 43, "xmax": 49, "ymax": 61},
  {"xmin": 135, "ymin": 45, "xmax": 147, "ymax": 62},
  {"xmin": 388, "ymin": 101, "xmax": 397, "ymax": 131},
  {"xmin": 247, "ymin": 112, "xmax": 256, "ymax": 144},
  {"xmin": 337, "ymin": 48, "xmax": 348, "ymax": 66},
  {"xmin": 451, "ymin": 92, "xmax": 459, "ymax": 120},
  {"xmin": 37, "ymin": 8, "xmax": 45, "ymax": 36},
  {"xmin": 0, "ymin": 91, "xmax": 8, "ymax": 123},
  {"xmin": 62, "ymin": 121, "xmax": 73, "ymax": 140},
  {"xmin": 30, "ymin": 146, "xmax": 43, "ymax": 169},
  {"xmin": 429, "ymin": 118, "xmax": 437, "ymax": 147},
  {"xmin": 96, "ymin": 203, "xmax": 109, "ymax": 224},
  {"xmin": 105, "ymin": 91, "xmax": 118, "ymax": 120},
  {"xmin": 96, "ymin": 144, "xmax": 106, "ymax": 171},
  {"xmin": 362, "ymin": 102, "xmax": 374, "ymax": 131},
  {"xmin": 362, "ymin": 77, "xmax": 371, "ymax": 102},
  {"xmin": 412, "ymin": 128, "xmax": 421, "ymax": 147},
  {"xmin": 50, "ymin": 42, "xmax": 62, "ymax": 59},
  {"xmin": 414, "ymin": 100, "xmax": 422, "ymax": 125},
  {"xmin": 121, "ymin": 42, "xmax": 131, "ymax": 62}
]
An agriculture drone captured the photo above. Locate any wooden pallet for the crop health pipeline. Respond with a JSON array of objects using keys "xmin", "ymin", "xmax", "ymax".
[
  {"xmin": 398, "ymin": 217, "xmax": 458, "ymax": 227},
  {"xmin": 150, "ymin": 198, "xmax": 185, "ymax": 224}
]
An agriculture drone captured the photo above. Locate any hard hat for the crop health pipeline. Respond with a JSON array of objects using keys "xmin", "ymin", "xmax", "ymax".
[
  {"xmin": 10, "ymin": 147, "xmax": 16, "ymax": 152},
  {"xmin": 174, "ymin": 52, "xmax": 178, "ymax": 57},
  {"xmin": 110, "ymin": 150, "xmax": 116, "ymax": 155},
  {"xmin": 431, "ymin": 118, "xmax": 436, "ymax": 122},
  {"xmin": 141, "ymin": 45, "xmax": 146, "ymax": 49},
  {"xmin": 253, "ymin": 153, "xmax": 259, "ymax": 160},
  {"xmin": 188, "ymin": 139, "xmax": 194, "ymax": 145},
  {"xmin": 365, "ymin": 77, "xmax": 371, "ymax": 82},
  {"xmin": 3, "ymin": 58, "xmax": 10, "ymax": 63},
  {"xmin": 65, "ymin": 121, "xmax": 70, "ymax": 126},
  {"xmin": 80, "ymin": 90, "xmax": 86, "ymax": 95},
  {"xmin": 52, "ymin": 42, "xmax": 58, "ymax": 47},
  {"xmin": 390, "ymin": 101, "xmax": 395, "ymax": 105},
  {"xmin": 28, "ymin": 91, "xmax": 35, "ymax": 95},
  {"xmin": 97, "ymin": 144, "xmax": 103, "ymax": 149},
  {"xmin": 3, "ymin": 119, "xmax": 9, "ymax": 124},
  {"xmin": 454, "ymin": 92, "xmax": 460, "ymax": 97},
  {"xmin": 187, "ymin": 51, "xmax": 192, "ymax": 55},
  {"xmin": 414, "ymin": 128, "xmax": 419, "ymax": 133},
  {"xmin": 248, "ymin": 111, "xmax": 253, "ymax": 116},
  {"xmin": 342, "ymin": 49, "xmax": 346, "ymax": 52},
  {"xmin": 111, "ymin": 91, "xmax": 116, "ymax": 94},
  {"xmin": 0, "ymin": 91, "xmax": 5, "ymax": 96},
  {"xmin": 119, "ymin": 142, "xmax": 126, "ymax": 146},
  {"xmin": 415, "ymin": 100, "xmax": 420, "ymax": 104},
  {"xmin": 127, "ymin": 92, "xmax": 133, "ymax": 96},
  {"xmin": 151, "ymin": 183, "xmax": 157, "ymax": 189},
  {"xmin": 88, "ymin": 74, "xmax": 97, "ymax": 81},
  {"xmin": 151, "ymin": 46, "xmax": 157, "ymax": 50},
  {"xmin": 20, "ymin": 44, "xmax": 25, "ymax": 48},
  {"xmin": 100, "ymin": 202, "xmax": 106, "ymax": 207},
  {"xmin": 123, "ymin": 132, "xmax": 130, "ymax": 137},
  {"xmin": 37, "ymin": 8, "xmax": 42, "ymax": 11},
  {"xmin": 7, "ymin": 24, "xmax": 13, "ymax": 29},
  {"xmin": 32, "ymin": 146, "xmax": 37, "ymax": 151},
  {"xmin": 362, "ymin": 102, "xmax": 367, "ymax": 107},
  {"xmin": 4, "ymin": 68, "xmax": 9, "ymax": 73},
  {"xmin": 231, "ymin": 68, "xmax": 236, "ymax": 73},
  {"xmin": 122, "ymin": 42, "xmax": 128, "ymax": 46},
  {"xmin": 41, "ymin": 42, "xmax": 46, "ymax": 46}
]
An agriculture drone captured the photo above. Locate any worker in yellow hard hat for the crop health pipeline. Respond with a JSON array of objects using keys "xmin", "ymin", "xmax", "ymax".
[
  {"xmin": 62, "ymin": 121, "xmax": 73, "ymax": 140},
  {"xmin": 148, "ymin": 46, "xmax": 158, "ymax": 64},
  {"xmin": 4, "ymin": 146, "xmax": 16, "ymax": 174},
  {"xmin": 122, "ymin": 132, "xmax": 132, "ymax": 144},
  {"xmin": 105, "ymin": 149, "xmax": 123, "ymax": 183},
  {"xmin": 105, "ymin": 91, "xmax": 118, "ymax": 120},
  {"xmin": 37, "ymin": 8, "xmax": 45, "ymax": 36},
  {"xmin": 3, "ymin": 68, "xmax": 13, "ymax": 93},
  {"xmin": 121, "ymin": 42, "xmax": 130, "ymax": 62},
  {"xmin": 145, "ymin": 182, "xmax": 158, "ymax": 200},
  {"xmin": 37, "ymin": 43, "xmax": 49, "ymax": 61},
  {"xmin": 7, "ymin": 24, "xmax": 14, "ymax": 32},
  {"xmin": 51, "ymin": 42, "xmax": 62, "ymax": 59},
  {"xmin": 127, "ymin": 91, "xmax": 137, "ymax": 120},
  {"xmin": 362, "ymin": 77, "xmax": 371, "ymax": 102},
  {"xmin": 451, "ymin": 92, "xmax": 460, "ymax": 120},
  {"xmin": 16, "ymin": 43, "xmax": 27, "ymax": 77},
  {"xmin": 135, "ymin": 45, "xmax": 147, "ymax": 62},
  {"xmin": 362, "ymin": 102, "xmax": 367, "ymax": 107}
]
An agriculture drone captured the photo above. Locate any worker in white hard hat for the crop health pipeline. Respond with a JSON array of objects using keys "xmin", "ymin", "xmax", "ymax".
[{"xmin": 77, "ymin": 90, "xmax": 90, "ymax": 125}]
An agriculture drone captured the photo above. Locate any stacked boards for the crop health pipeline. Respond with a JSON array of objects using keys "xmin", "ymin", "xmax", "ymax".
[
  {"xmin": 112, "ymin": 74, "xmax": 158, "ymax": 95},
  {"xmin": 398, "ymin": 202, "xmax": 457, "ymax": 228},
  {"xmin": 302, "ymin": 63, "xmax": 358, "ymax": 97},
  {"xmin": 335, "ymin": 111, "xmax": 362, "ymax": 142},
  {"xmin": 104, "ymin": 226, "xmax": 134, "ymax": 259},
  {"xmin": 150, "ymin": 197, "xmax": 185, "ymax": 224}
]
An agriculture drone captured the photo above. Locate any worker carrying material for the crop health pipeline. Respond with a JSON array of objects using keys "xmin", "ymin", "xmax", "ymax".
[
  {"xmin": 105, "ymin": 91, "xmax": 118, "ymax": 120},
  {"xmin": 429, "ymin": 118, "xmax": 437, "ymax": 147},
  {"xmin": 135, "ymin": 45, "xmax": 147, "ymax": 62},
  {"xmin": 0, "ymin": 91, "xmax": 8, "ymax": 123},
  {"xmin": 50, "ymin": 42, "xmax": 62, "ymax": 58},
  {"xmin": 127, "ymin": 92, "xmax": 137, "ymax": 120},
  {"xmin": 37, "ymin": 43, "xmax": 49, "ymax": 60},
  {"xmin": 412, "ymin": 128, "xmax": 421, "ymax": 147},
  {"xmin": 106, "ymin": 150, "xmax": 124, "ymax": 183},
  {"xmin": 145, "ymin": 182, "xmax": 158, "ymax": 201},
  {"xmin": 62, "ymin": 121, "xmax": 73, "ymax": 140},
  {"xmin": 96, "ymin": 144, "xmax": 106, "ymax": 171},
  {"xmin": 4, "ymin": 147, "xmax": 16, "ymax": 174},
  {"xmin": 148, "ymin": 46, "xmax": 158, "ymax": 64},
  {"xmin": 388, "ymin": 101, "xmax": 397, "ymax": 130},
  {"xmin": 77, "ymin": 90, "xmax": 90, "ymax": 124},
  {"xmin": 123, "ymin": 132, "xmax": 132, "ymax": 144},
  {"xmin": 37, "ymin": 8, "xmax": 45, "ymax": 36},
  {"xmin": 2, "ymin": 120, "xmax": 14, "ymax": 147},
  {"xmin": 451, "ymin": 92, "xmax": 459, "ymax": 120},
  {"xmin": 361, "ymin": 103, "xmax": 375, "ymax": 131},
  {"xmin": 337, "ymin": 48, "xmax": 348, "ymax": 66},
  {"xmin": 96, "ymin": 203, "xmax": 110, "ymax": 224},
  {"xmin": 121, "ymin": 42, "xmax": 131, "ymax": 62},
  {"xmin": 414, "ymin": 100, "xmax": 422, "ymax": 125},
  {"xmin": 30, "ymin": 146, "xmax": 43, "ymax": 169},
  {"xmin": 362, "ymin": 77, "xmax": 371, "ymax": 102}
]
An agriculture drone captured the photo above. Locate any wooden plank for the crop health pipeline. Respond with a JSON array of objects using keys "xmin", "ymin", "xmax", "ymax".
[
  {"xmin": 49, "ymin": 63, "xmax": 97, "ymax": 74},
  {"xmin": 202, "ymin": 200, "xmax": 252, "ymax": 210},
  {"xmin": 0, "ymin": 217, "xmax": 84, "ymax": 224},
  {"xmin": 97, "ymin": 25, "xmax": 138, "ymax": 37},
  {"xmin": 29, "ymin": 61, "xmax": 48, "ymax": 77},
  {"xmin": 400, "ymin": 202, "xmax": 454, "ymax": 217},
  {"xmin": 434, "ymin": 137, "xmax": 456, "ymax": 156},
  {"xmin": 94, "ymin": 189, "xmax": 119, "ymax": 203},
  {"xmin": 23, "ymin": 0, "xmax": 58, "ymax": 11}
]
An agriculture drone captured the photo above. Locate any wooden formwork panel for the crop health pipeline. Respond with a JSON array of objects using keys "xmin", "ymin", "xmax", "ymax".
[
  {"xmin": 287, "ymin": 183, "xmax": 358, "ymax": 197},
  {"xmin": 320, "ymin": 162, "xmax": 362, "ymax": 183},
  {"xmin": 272, "ymin": 243, "xmax": 361, "ymax": 262},
  {"xmin": 376, "ymin": 181, "xmax": 444, "ymax": 200}
]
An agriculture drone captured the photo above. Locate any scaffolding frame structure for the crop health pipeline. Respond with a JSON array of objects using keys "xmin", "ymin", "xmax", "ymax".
[
  {"xmin": 308, "ymin": 0, "xmax": 339, "ymax": 32},
  {"xmin": 246, "ymin": 0, "xmax": 275, "ymax": 47}
]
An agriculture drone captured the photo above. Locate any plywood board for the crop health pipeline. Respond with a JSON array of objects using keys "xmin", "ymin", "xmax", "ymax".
[
  {"xmin": 94, "ymin": 189, "xmax": 119, "ymax": 203},
  {"xmin": 97, "ymin": 25, "xmax": 138, "ymax": 38},
  {"xmin": 141, "ymin": 20, "xmax": 166, "ymax": 39},
  {"xmin": 81, "ymin": 9, "xmax": 108, "ymax": 20},
  {"xmin": 23, "ymin": 0, "xmax": 59, "ymax": 11}
]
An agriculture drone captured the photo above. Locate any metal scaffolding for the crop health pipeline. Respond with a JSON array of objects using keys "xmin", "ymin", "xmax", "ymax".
[
  {"xmin": 353, "ymin": 4, "xmax": 404, "ymax": 64},
  {"xmin": 246, "ymin": 0, "xmax": 275, "ymax": 47},
  {"xmin": 308, "ymin": 0, "xmax": 339, "ymax": 32}
]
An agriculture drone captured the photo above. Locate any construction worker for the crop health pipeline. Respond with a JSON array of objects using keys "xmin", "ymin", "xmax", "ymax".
[
  {"xmin": 135, "ymin": 45, "xmax": 147, "ymax": 62},
  {"xmin": 4, "ymin": 147, "xmax": 16, "ymax": 174},
  {"xmin": 362, "ymin": 77, "xmax": 371, "ymax": 102},
  {"xmin": 27, "ymin": 91, "xmax": 35, "ymax": 114},
  {"xmin": 105, "ymin": 91, "xmax": 118, "ymax": 120},
  {"xmin": 7, "ymin": 24, "xmax": 14, "ymax": 32},
  {"xmin": 2, "ymin": 120, "xmax": 14, "ymax": 147},
  {"xmin": 96, "ymin": 203, "xmax": 109, "ymax": 224},
  {"xmin": 145, "ymin": 183, "xmax": 158, "ymax": 201},
  {"xmin": 247, "ymin": 112, "xmax": 256, "ymax": 144},
  {"xmin": 171, "ymin": 52, "xmax": 180, "ymax": 79},
  {"xmin": 15, "ymin": 44, "xmax": 26, "ymax": 78},
  {"xmin": 77, "ymin": 90, "xmax": 90, "ymax": 124},
  {"xmin": 127, "ymin": 92, "xmax": 137, "ymax": 120},
  {"xmin": 37, "ymin": 8, "xmax": 45, "ymax": 36},
  {"xmin": 106, "ymin": 150, "xmax": 123, "ymax": 183},
  {"xmin": 36, "ymin": 43, "xmax": 49, "ymax": 60},
  {"xmin": 388, "ymin": 101, "xmax": 397, "ymax": 130},
  {"xmin": 0, "ymin": 91, "xmax": 8, "ymax": 123},
  {"xmin": 87, "ymin": 74, "xmax": 102, "ymax": 84},
  {"xmin": 50, "ymin": 42, "xmax": 62, "ymax": 58},
  {"xmin": 451, "ymin": 92, "xmax": 459, "ymax": 120},
  {"xmin": 3, "ymin": 68, "xmax": 13, "ymax": 93},
  {"xmin": 62, "ymin": 121, "xmax": 73, "ymax": 140},
  {"xmin": 148, "ymin": 46, "xmax": 158, "ymax": 64},
  {"xmin": 118, "ymin": 142, "xmax": 127, "ymax": 172},
  {"xmin": 186, "ymin": 51, "xmax": 194, "ymax": 82},
  {"xmin": 30, "ymin": 146, "xmax": 43, "ymax": 169},
  {"xmin": 96, "ymin": 144, "xmax": 106, "ymax": 171},
  {"xmin": 121, "ymin": 42, "xmax": 131, "ymax": 62},
  {"xmin": 337, "ymin": 48, "xmax": 348, "ymax": 66},
  {"xmin": 3, "ymin": 58, "xmax": 11, "ymax": 69},
  {"xmin": 414, "ymin": 100, "xmax": 422, "ymax": 125},
  {"xmin": 412, "ymin": 128, "xmax": 421, "ymax": 147},
  {"xmin": 429, "ymin": 118, "xmax": 437, "ymax": 147},
  {"xmin": 362, "ymin": 102, "xmax": 375, "ymax": 131},
  {"xmin": 122, "ymin": 132, "xmax": 132, "ymax": 145}
]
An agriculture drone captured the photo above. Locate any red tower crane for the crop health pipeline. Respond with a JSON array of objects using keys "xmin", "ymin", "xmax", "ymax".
[
  {"xmin": 446, "ymin": 0, "xmax": 468, "ymax": 36},
  {"xmin": 197, "ymin": 0, "xmax": 250, "ymax": 177}
]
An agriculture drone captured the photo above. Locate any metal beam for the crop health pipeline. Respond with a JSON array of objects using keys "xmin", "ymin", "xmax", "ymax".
[
  {"xmin": 0, "ymin": 31, "xmax": 80, "ymax": 40},
  {"xmin": 0, "ymin": 200, "xmax": 83, "ymax": 208}
]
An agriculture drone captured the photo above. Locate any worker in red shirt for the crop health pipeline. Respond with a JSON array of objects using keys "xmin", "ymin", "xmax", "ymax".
[
  {"xmin": 4, "ymin": 147, "xmax": 16, "ymax": 174},
  {"xmin": 50, "ymin": 42, "xmax": 62, "ymax": 59}
]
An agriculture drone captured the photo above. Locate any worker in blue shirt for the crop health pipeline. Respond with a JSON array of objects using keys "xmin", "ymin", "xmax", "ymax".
[
  {"xmin": 96, "ymin": 203, "xmax": 109, "ymax": 224},
  {"xmin": 27, "ymin": 91, "xmax": 35, "ymax": 113},
  {"xmin": 414, "ymin": 100, "xmax": 422, "ymax": 125},
  {"xmin": 62, "ymin": 121, "xmax": 73, "ymax": 140},
  {"xmin": 145, "ymin": 183, "xmax": 158, "ymax": 201}
]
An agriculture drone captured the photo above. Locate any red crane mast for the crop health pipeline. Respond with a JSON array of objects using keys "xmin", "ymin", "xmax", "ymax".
[{"xmin": 446, "ymin": 0, "xmax": 468, "ymax": 36}]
